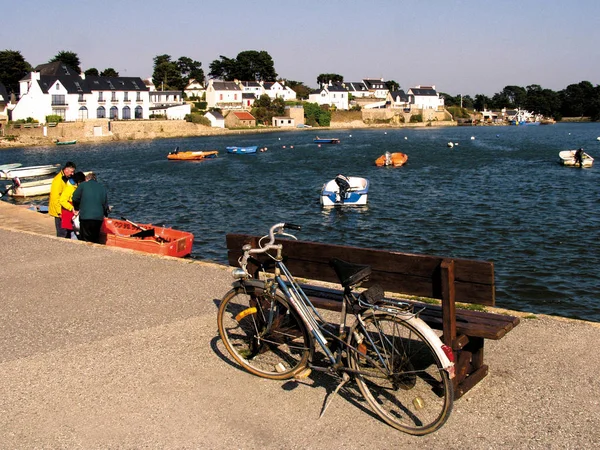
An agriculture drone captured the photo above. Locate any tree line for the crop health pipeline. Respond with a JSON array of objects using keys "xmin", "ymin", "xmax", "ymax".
[{"xmin": 2, "ymin": 48, "xmax": 600, "ymax": 120}]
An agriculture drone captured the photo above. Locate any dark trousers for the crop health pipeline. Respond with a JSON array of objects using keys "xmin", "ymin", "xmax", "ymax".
[
  {"xmin": 79, "ymin": 219, "xmax": 103, "ymax": 243},
  {"xmin": 54, "ymin": 217, "xmax": 68, "ymax": 238}
]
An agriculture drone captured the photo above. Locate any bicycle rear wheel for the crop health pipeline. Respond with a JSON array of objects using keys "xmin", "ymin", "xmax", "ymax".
[
  {"xmin": 218, "ymin": 284, "xmax": 312, "ymax": 380},
  {"xmin": 347, "ymin": 313, "xmax": 453, "ymax": 435}
]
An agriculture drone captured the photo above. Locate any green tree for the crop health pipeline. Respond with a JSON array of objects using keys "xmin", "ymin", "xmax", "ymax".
[
  {"xmin": 84, "ymin": 67, "xmax": 99, "ymax": 76},
  {"xmin": 0, "ymin": 50, "xmax": 32, "ymax": 94},
  {"xmin": 385, "ymin": 80, "xmax": 400, "ymax": 92},
  {"xmin": 285, "ymin": 80, "xmax": 310, "ymax": 99},
  {"xmin": 209, "ymin": 50, "xmax": 277, "ymax": 81},
  {"xmin": 100, "ymin": 68, "xmax": 119, "ymax": 77},
  {"xmin": 152, "ymin": 54, "xmax": 183, "ymax": 90},
  {"xmin": 49, "ymin": 50, "xmax": 81, "ymax": 73},
  {"xmin": 177, "ymin": 57, "xmax": 204, "ymax": 86},
  {"xmin": 250, "ymin": 94, "xmax": 285, "ymax": 125},
  {"xmin": 316, "ymin": 73, "xmax": 343, "ymax": 86},
  {"xmin": 473, "ymin": 94, "xmax": 492, "ymax": 111}
]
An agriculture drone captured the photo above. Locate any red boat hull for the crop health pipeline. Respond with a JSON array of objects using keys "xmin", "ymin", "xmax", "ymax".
[{"xmin": 100, "ymin": 218, "xmax": 194, "ymax": 258}]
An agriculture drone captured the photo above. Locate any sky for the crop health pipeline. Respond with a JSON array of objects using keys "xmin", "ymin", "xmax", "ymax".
[{"xmin": 2, "ymin": 0, "xmax": 600, "ymax": 97}]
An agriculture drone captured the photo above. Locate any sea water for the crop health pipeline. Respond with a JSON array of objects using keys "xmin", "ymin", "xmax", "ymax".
[{"xmin": 2, "ymin": 123, "xmax": 599, "ymax": 321}]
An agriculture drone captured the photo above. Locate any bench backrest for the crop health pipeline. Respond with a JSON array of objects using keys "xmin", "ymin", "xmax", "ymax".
[{"xmin": 226, "ymin": 233, "xmax": 495, "ymax": 307}]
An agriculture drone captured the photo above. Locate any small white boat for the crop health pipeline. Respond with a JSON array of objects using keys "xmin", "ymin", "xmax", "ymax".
[
  {"xmin": 0, "ymin": 164, "xmax": 60, "ymax": 180},
  {"xmin": 321, "ymin": 175, "xmax": 369, "ymax": 207},
  {"xmin": 1, "ymin": 177, "xmax": 54, "ymax": 198},
  {"xmin": 559, "ymin": 150, "xmax": 594, "ymax": 168},
  {"xmin": 0, "ymin": 163, "xmax": 22, "ymax": 172}
]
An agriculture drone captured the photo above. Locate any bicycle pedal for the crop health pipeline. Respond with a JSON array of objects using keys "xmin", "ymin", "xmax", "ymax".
[{"xmin": 294, "ymin": 368, "xmax": 312, "ymax": 380}]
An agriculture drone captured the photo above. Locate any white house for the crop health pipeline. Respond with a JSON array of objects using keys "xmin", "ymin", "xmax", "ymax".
[
  {"xmin": 262, "ymin": 81, "xmax": 297, "ymax": 101},
  {"xmin": 12, "ymin": 62, "xmax": 150, "ymax": 123},
  {"xmin": 272, "ymin": 116, "xmax": 295, "ymax": 127},
  {"xmin": 386, "ymin": 90, "xmax": 410, "ymax": 109},
  {"xmin": 0, "ymin": 81, "xmax": 8, "ymax": 124},
  {"xmin": 363, "ymin": 78, "xmax": 389, "ymax": 99},
  {"xmin": 149, "ymin": 90, "xmax": 190, "ymax": 119},
  {"xmin": 344, "ymin": 81, "xmax": 370, "ymax": 98},
  {"xmin": 308, "ymin": 83, "xmax": 349, "ymax": 110},
  {"xmin": 407, "ymin": 85, "xmax": 444, "ymax": 110},
  {"xmin": 205, "ymin": 80, "xmax": 243, "ymax": 109},
  {"xmin": 237, "ymin": 81, "xmax": 264, "ymax": 98},
  {"xmin": 204, "ymin": 110, "xmax": 225, "ymax": 128},
  {"xmin": 184, "ymin": 78, "xmax": 205, "ymax": 99}
]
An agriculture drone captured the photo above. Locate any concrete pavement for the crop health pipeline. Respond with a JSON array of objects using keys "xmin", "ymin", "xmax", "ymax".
[{"xmin": 1, "ymin": 201, "xmax": 599, "ymax": 449}]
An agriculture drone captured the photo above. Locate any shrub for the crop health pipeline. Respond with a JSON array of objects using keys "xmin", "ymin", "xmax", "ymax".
[
  {"xmin": 45, "ymin": 115, "xmax": 62, "ymax": 123},
  {"xmin": 149, "ymin": 114, "xmax": 166, "ymax": 119},
  {"xmin": 185, "ymin": 113, "xmax": 211, "ymax": 126},
  {"xmin": 194, "ymin": 101, "xmax": 207, "ymax": 110},
  {"xmin": 409, "ymin": 114, "xmax": 422, "ymax": 123}
]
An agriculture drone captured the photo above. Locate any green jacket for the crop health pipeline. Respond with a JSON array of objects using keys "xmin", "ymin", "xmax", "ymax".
[{"xmin": 72, "ymin": 180, "xmax": 108, "ymax": 220}]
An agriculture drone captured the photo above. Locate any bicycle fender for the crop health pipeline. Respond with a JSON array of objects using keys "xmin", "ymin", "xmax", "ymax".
[{"xmin": 395, "ymin": 312, "xmax": 455, "ymax": 375}]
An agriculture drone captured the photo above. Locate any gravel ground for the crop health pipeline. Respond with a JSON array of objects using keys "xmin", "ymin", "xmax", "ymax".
[{"xmin": 1, "ymin": 203, "xmax": 599, "ymax": 449}]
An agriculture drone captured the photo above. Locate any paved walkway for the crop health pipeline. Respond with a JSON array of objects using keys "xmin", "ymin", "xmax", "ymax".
[{"xmin": 0, "ymin": 201, "xmax": 599, "ymax": 449}]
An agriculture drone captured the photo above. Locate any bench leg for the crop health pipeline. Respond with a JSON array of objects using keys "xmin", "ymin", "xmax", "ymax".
[{"xmin": 452, "ymin": 336, "xmax": 488, "ymax": 399}]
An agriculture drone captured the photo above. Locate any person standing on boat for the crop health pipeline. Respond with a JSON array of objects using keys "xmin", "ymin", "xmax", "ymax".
[
  {"xmin": 72, "ymin": 172, "xmax": 109, "ymax": 244},
  {"xmin": 574, "ymin": 148, "xmax": 584, "ymax": 167},
  {"xmin": 49, "ymin": 161, "xmax": 76, "ymax": 238},
  {"xmin": 59, "ymin": 171, "xmax": 86, "ymax": 240}
]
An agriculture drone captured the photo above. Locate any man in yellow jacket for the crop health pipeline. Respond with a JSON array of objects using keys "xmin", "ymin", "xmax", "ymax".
[{"xmin": 49, "ymin": 161, "xmax": 76, "ymax": 237}]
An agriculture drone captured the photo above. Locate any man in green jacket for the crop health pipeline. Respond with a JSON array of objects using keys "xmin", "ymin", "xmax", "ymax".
[
  {"xmin": 48, "ymin": 161, "xmax": 76, "ymax": 237},
  {"xmin": 72, "ymin": 172, "xmax": 108, "ymax": 243}
]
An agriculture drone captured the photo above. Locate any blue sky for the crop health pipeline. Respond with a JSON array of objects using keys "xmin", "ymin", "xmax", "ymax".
[{"xmin": 3, "ymin": 0, "xmax": 600, "ymax": 96}]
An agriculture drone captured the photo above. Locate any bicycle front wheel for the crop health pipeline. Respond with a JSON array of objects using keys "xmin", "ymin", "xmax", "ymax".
[
  {"xmin": 217, "ymin": 284, "xmax": 312, "ymax": 380},
  {"xmin": 348, "ymin": 313, "xmax": 453, "ymax": 435}
]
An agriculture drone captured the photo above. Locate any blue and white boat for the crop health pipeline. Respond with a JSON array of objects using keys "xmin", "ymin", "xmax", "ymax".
[
  {"xmin": 320, "ymin": 175, "xmax": 369, "ymax": 207},
  {"xmin": 314, "ymin": 137, "xmax": 340, "ymax": 144},
  {"xmin": 226, "ymin": 146, "xmax": 258, "ymax": 154}
]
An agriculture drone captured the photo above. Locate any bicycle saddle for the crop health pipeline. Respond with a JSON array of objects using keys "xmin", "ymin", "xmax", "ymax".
[{"xmin": 329, "ymin": 258, "xmax": 371, "ymax": 287}]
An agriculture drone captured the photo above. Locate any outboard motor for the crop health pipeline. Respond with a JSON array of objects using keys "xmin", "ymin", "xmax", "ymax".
[{"xmin": 334, "ymin": 174, "xmax": 351, "ymax": 203}]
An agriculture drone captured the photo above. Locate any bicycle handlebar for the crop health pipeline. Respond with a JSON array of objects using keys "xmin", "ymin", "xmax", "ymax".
[{"xmin": 238, "ymin": 223, "xmax": 301, "ymax": 274}]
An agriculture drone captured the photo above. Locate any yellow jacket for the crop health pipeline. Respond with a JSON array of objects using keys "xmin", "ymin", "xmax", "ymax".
[
  {"xmin": 48, "ymin": 170, "xmax": 68, "ymax": 217},
  {"xmin": 59, "ymin": 180, "xmax": 77, "ymax": 211}
]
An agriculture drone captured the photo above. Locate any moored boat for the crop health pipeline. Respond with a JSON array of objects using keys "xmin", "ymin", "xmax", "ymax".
[
  {"xmin": 375, "ymin": 152, "xmax": 408, "ymax": 167},
  {"xmin": 1, "ymin": 176, "xmax": 54, "ymax": 198},
  {"xmin": 0, "ymin": 163, "xmax": 22, "ymax": 172},
  {"xmin": 0, "ymin": 164, "xmax": 60, "ymax": 180},
  {"xmin": 559, "ymin": 149, "xmax": 594, "ymax": 168},
  {"xmin": 100, "ymin": 217, "xmax": 194, "ymax": 258},
  {"xmin": 320, "ymin": 174, "xmax": 369, "ymax": 207},
  {"xmin": 226, "ymin": 146, "xmax": 258, "ymax": 154},
  {"xmin": 55, "ymin": 140, "xmax": 77, "ymax": 145},
  {"xmin": 167, "ymin": 149, "xmax": 219, "ymax": 160},
  {"xmin": 314, "ymin": 137, "xmax": 340, "ymax": 144}
]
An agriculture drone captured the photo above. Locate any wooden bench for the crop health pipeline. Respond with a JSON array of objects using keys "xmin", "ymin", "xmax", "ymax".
[{"xmin": 226, "ymin": 233, "xmax": 520, "ymax": 399}]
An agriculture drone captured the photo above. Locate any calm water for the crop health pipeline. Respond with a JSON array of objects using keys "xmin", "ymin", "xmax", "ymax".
[{"xmin": 2, "ymin": 124, "xmax": 599, "ymax": 321}]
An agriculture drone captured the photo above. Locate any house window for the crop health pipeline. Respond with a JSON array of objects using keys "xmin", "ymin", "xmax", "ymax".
[
  {"xmin": 78, "ymin": 106, "xmax": 88, "ymax": 121},
  {"xmin": 134, "ymin": 105, "xmax": 143, "ymax": 119},
  {"xmin": 51, "ymin": 95, "xmax": 65, "ymax": 105},
  {"xmin": 78, "ymin": 93, "xmax": 85, "ymax": 102},
  {"xmin": 122, "ymin": 106, "xmax": 131, "ymax": 120},
  {"xmin": 52, "ymin": 109, "xmax": 66, "ymax": 119},
  {"xmin": 111, "ymin": 92, "xmax": 117, "ymax": 102},
  {"xmin": 98, "ymin": 92, "xmax": 104, "ymax": 102},
  {"xmin": 110, "ymin": 106, "xmax": 118, "ymax": 119},
  {"xmin": 124, "ymin": 92, "xmax": 129, "ymax": 101},
  {"xmin": 234, "ymin": 94, "xmax": 237, "ymax": 100},
  {"xmin": 219, "ymin": 94, "xmax": 223, "ymax": 101},
  {"xmin": 97, "ymin": 106, "xmax": 106, "ymax": 118},
  {"xmin": 136, "ymin": 92, "xmax": 141, "ymax": 101}
]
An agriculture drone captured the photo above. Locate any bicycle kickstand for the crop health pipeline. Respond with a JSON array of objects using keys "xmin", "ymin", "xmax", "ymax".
[{"xmin": 319, "ymin": 372, "xmax": 350, "ymax": 419}]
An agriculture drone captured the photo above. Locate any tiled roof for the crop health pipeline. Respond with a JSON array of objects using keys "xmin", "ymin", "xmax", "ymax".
[
  {"xmin": 211, "ymin": 81, "xmax": 241, "ymax": 91},
  {"xmin": 389, "ymin": 90, "xmax": 408, "ymax": 101},
  {"xmin": 34, "ymin": 61, "xmax": 79, "ymax": 77},
  {"xmin": 233, "ymin": 111, "xmax": 255, "ymax": 120},
  {"xmin": 205, "ymin": 110, "xmax": 224, "ymax": 120},
  {"xmin": 410, "ymin": 88, "xmax": 437, "ymax": 96}
]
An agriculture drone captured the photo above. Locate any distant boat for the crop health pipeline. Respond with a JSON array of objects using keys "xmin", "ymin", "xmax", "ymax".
[
  {"xmin": 100, "ymin": 217, "xmax": 194, "ymax": 258},
  {"xmin": 559, "ymin": 150, "xmax": 594, "ymax": 168},
  {"xmin": 55, "ymin": 140, "xmax": 77, "ymax": 145},
  {"xmin": 0, "ymin": 163, "xmax": 22, "ymax": 172},
  {"xmin": 321, "ymin": 175, "xmax": 369, "ymax": 207},
  {"xmin": 0, "ymin": 164, "xmax": 60, "ymax": 180},
  {"xmin": 226, "ymin": 146, "xmax": 258, "ymax": 154},
  {"xmin": 314, "ymin": 137, "xmax": 340, "ymax": 144},
  {"xmin": 375, "ymin": 152, "xmax": 408, "ymax": 167},
  {"xmin": 167, "ymin": 149, "xmax": 219, "ymax": 160},
  {"xmin": 1, "ymin": 176, "xmax": 54, "ymax": 198}
]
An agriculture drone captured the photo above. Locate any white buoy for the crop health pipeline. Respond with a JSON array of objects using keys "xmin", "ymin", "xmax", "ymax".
[
  {"xmin": 470, "ymin": 136, "xmax": 475, "ymax": 140},
  {"xmin": 349, "ymin": 134, "xmax": 352, "ymax": 137},
  {"xmin": 404, "ymin": 137, "xmax": 408, "ymax": 140},
  {"xmin": 597, "ymin": 137, "xmax": 600, "ymax": 141},
  {"xmin": 455, "ymin": 142, "xmax": 459, "ymax": 146},
  {"xmin": 447, "ymin": 142, "xmax": 454, "ymax": 148}
]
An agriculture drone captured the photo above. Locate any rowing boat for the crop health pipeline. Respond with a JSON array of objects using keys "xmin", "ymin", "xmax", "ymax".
[
  {"xmin": 1, "ymin": 177, "xmax": 54, "ymax": 198},
  {"xmin": 0, "ymin": 164, "xmax": 60, "ymax": 179},
  {"xmin": 167, "ymin": 150, "xmax": 219, "ymax": 160}
]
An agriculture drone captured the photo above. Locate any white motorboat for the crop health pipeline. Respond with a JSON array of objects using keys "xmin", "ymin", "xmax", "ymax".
[
  {"xmin": 1, "ymin": 177, "xmax": 54, "ymax": 198},
  {"xmin": 0, "ymin": 164, "xmax": 60, "ymax": 179},
  {"xmin": 559, "ymin": 150, "xmax": 594, "ymax": 168},
  {"xmin": 320, "ymin": 175, "xmax": 369, "ymax": 207},
  {"xmin": 0, "ymin": 163, "xmax": 22, "ymax": 172}
]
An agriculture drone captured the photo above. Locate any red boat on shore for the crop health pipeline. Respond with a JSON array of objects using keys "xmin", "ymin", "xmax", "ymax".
[{"xmin": 100, "ymin": 218, "xmax": 194, "ymax": 258}]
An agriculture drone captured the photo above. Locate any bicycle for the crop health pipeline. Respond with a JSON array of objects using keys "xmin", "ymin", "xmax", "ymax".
[{"xmin": 217, "ymin": 223, "xmax": 455, "ymax": 435}]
